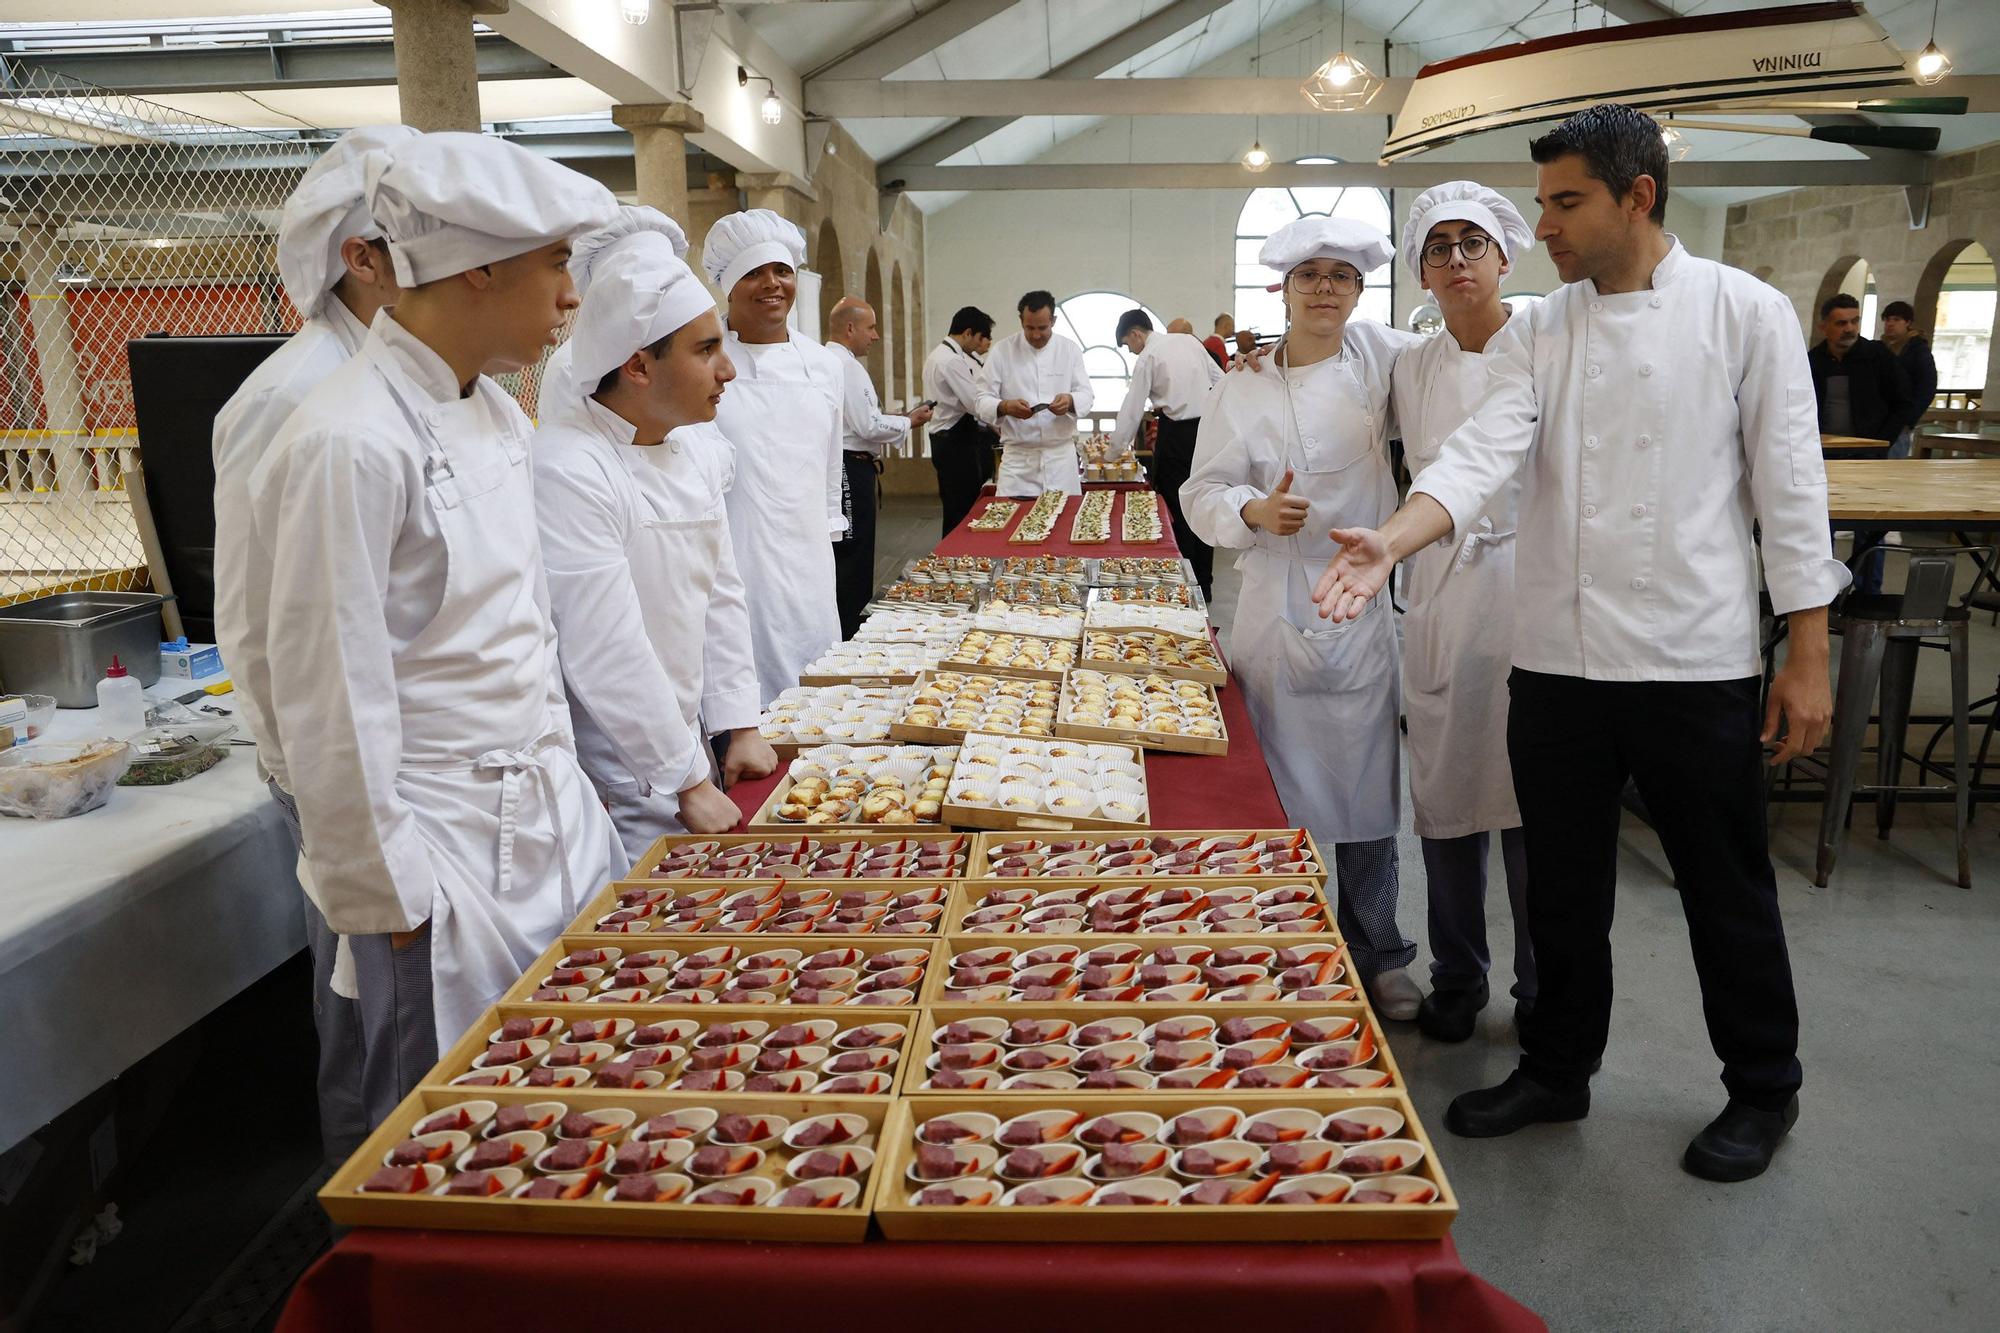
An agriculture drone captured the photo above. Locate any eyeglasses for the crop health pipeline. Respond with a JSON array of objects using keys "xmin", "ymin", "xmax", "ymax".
[
  {"xmin": 1286, "ymin": 267, "xmax": 1363, "ymax": 295},
  {"xmin": 1421, "ymin": 235, "xmax": 1494, "ymax": 268}
]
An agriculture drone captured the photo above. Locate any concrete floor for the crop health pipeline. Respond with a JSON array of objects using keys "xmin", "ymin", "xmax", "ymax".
[{"xmin": 883, "ymin": 495, "xmax": 2000, "ymax": 1332}]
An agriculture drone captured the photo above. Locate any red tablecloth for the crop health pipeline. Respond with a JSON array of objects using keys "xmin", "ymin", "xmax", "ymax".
[
  {"xmin": 277, "ymin": 494, "xmax": 1542, "ymax": 1333},
  {"xmin": 278, "ymin": 1231, "xmax": 1542, "ymax": 1333},
  {"xmin": 935, "ymin": 485, "xmax": 1177, "ymax": 559}
]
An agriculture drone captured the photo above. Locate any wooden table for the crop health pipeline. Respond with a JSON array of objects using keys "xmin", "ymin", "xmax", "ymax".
[
  {"xmin": 1821, "ymin": 433, "xmax": 1891, "ymax": 455},
  {"xmin": 1913, "ymin": 431, "xmax": 2000, "ymax": 460},
  {"xmin": 1826, "ymin": 459, "xmax": 2000, "ymax": 527}
]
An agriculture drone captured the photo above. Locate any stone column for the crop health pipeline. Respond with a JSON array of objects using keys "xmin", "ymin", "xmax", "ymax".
[
  {"xmin": 17, "ymin": 219, "xmax": 88, "ymax": 493},
  {"xmin": 382, "ymin": 0, "xmax": 506, "ymax": 132},
  {"xmin": 736, "ymin": 171, "xmax": 817, "ymax": 232},
  {"xmin": 612, "ymin": 103, "xmax": 705, "ymax": 225}
]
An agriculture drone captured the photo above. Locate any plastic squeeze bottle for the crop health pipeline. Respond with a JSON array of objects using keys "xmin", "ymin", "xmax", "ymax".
[{"xmin": 95, "ymin": 656, "xmax": 148, "ymax": 738}]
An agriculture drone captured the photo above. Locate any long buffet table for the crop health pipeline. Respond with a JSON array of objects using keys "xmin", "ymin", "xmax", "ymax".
[{"xmin": 277, "ymin": 492, "xmax": 1542, "ymax": 1333}]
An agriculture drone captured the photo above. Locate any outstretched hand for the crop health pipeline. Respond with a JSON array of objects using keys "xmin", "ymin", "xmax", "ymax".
[{"xmin": 1313, "ymin": 527, "xmax": 1394, "ymax": 622}]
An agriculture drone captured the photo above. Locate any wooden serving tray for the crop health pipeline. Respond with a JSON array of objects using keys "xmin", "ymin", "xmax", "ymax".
[
  {"xmin": 583, "ymin": 879, "xmax": 954, "ymax": 938},
  {"xmin": 941, "ymin": 735, "xmax": 1150, "ymax": 834},
  {"xmin": 872, "ymin": 1089, "xmax": 1456, "ymax": 1241},
  {"xmin": 919, "ymin": 935, "xmax": 1356, "ymax": 1009},
  {"xmin": 886, "ymin": 668, "xmax": 1062, "ymax": 747},
  {"xmin": 897, "ymin": 1001, "xmax": 1394, "ymax": 1098},
  {"xmin": 1053, "ymin": 692, "xmax": 1229, "ymax": 757},
  {"xmin": 965, "ymin": 829, "xmax": 1326, "ymax": 882},
  {"xmin": 936, "ymin": 629, "xmax": 1083, "ymax": 683},
  {"xmin": 321, "ymin": 1086, "xmax": 890, "ymax": 1242},
  {"xmin": 943, "ymin": 878, "xmax": 1334, "ymax": 935},
  {"xmin": 502, "ymin": 933, "xmax": 946, "ymax": 1009},
  {"xmin": 627, "ymin": 830, "xmax": 975, "ymax": 881},
  {"xmin": 1078, "ymin": 629, "xmax": 1228, "ymax": 688},
  {"xmin": 796, "ymin": 669, "xmax": 928, "ymax": 688},
  {"xmin": 746, "ymin": 774, "xmax": 952, "ymax": 836}
]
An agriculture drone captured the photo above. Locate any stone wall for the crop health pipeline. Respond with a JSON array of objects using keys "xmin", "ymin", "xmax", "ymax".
[{"xmin": 1721, "ymin": 141, "xmax": 2000, "ymax": 398}]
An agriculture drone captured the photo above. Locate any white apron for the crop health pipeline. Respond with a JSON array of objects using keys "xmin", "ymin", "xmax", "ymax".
[
  {"xmin": 1230, "ymin": 348, "xmax": 1401, "ymax": 844},
  {"xmin": 996, "ymin": 439, "xmax": 1081, "ymax": 496},
  {"xmin": 721, "ymin": 371, "xmax": 843, "ymax": 704},
  {"xmin": 1396, "ymin": 320, "xmax": 1524, "ymax": 839},
  {"xmin": 573, "ymin": 433, "xmax": 730, "ymax": 863},
  {"xmin": 377, "ymin": 364, "xmax": 617, "ymax": 1047}
]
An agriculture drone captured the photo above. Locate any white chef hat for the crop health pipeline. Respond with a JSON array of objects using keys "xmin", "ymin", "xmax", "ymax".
[
  {"xmin": 364, "ymin": 131, "xmax": 618, "ymax": 287},
  {"xmin": 1259, "ymin": 215, "xmax": 1394, "ymax": 288},
  {"xmin": 276, "ymin": 124, "xmax": 421, "ymax": 317},
  {"xmin": 567, "ymin": 231, "xmax": 718, "ymax": 397},
  {"xmin": 569, "ymin": 205, "xmax": 688, "ymax": 299},
  {"xmin": 1401, "ymin": 181, "xmax": 1535, "ymax": 282},
  {"xmin": 702, "ymin": 208, "xmax": 806, "ymax": 294}
]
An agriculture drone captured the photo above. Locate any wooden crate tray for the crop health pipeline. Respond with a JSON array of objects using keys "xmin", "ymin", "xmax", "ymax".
[
  {"xmin": 746, "ymin": 774, "xmax": 950, "ymax": 835},
  {"xmin": 321, "ymin": 1086, "xmax": 890, "ymax": 1241},
  {"xmin": 898, "ymin": 1001, "xmax": 1395, "ymax": 1097},
  {"xmin": 942, "ymin": 734, "xmax": 1150, "ymax": 834},
  {"xmin": 872, "ymin": 1089, "xmax": 1455, "ymax": 1240},
  {"xmin": 501, "ymin": 933, "xmax": 944, "ymax": 1010},
  {"xmin": 1053, "ymin": 677, "xmax": 1229, "ymax": 757},
  {"xmin": 921, "ymin": 935, "xmax": 1356, "ymax": 1009},
  {"xmin": 427, "ymin": 1001, "xmax": 918, "ymax": 1098},
  {"xmin": 627, "ymin": 831, "xmax": 973, "ymax": 882},
  {"xmin": 887, "ymin": 667, "xmax": 1063, "ymax": 747},
  {"xmin": 936, "ymin": 628, "xmax": 1082, "ymax": 683},
  {"xmin": 966, "ymin": 829, "xmax": 1325, "ymax": 881},
  {"xmin": 581, "ymin": 879, "xmax": 953, "ymax": 938},
  {"xmin": 796, "ymin": 667, "xmax": 930, "ymax": 688},
  {"xmin": 945, "ymin": 878, "xmax": 1333, "ymax": 936},
  {"xmin": 1079, "ymin": 627, "xmax": 1228, "ymax": 688}
]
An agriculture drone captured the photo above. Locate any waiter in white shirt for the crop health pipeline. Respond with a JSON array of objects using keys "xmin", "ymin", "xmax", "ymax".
[
  {"xmin": 534, "ymin": 223, "xmax": 776, "ymax": 866},
  {"xmin": 1111, "ymin": 309, "xmax": 1223, "ymax": 598},
  {"xmin": 1314, "ymin": 104, "xmax": 1844, "ymax": 1183},
  {"xmin": 827, "ymin": 296, "xmax": 933, "ymax": 637},
  {"xmin": 211, "ymin": 123, "xmax": 414, "ymax": 1159},
  {"xmin": 250, "ymin": 132, "xmax": 620, "ymax": 1117},
  {"xmin": 977, "ymin": 289, "xmax": 1092, "ymax": 496},
  {"xmin": 922, "ymin": 305, "xmax": 996, "ymax": 535},
  {"xmin": 703, "ymin": 209, "xmax": 847, "ymax": 703}
]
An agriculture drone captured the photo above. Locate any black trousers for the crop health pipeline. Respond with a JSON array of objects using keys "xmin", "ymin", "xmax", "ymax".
[
  {"xmin": 1506, "ymin": 669, "xmax": 1802, "ymax": 1111},
  {"xmin": 1150, "ymin": 415, "xmax": 1212, "ymax": 599},
  {"xmin": 932, "ymin": 415, "xmax": 997, "ymax": 537},
  {"xmin": 833, "ymin": 451, "xmax": 878, "ymax": 640}
]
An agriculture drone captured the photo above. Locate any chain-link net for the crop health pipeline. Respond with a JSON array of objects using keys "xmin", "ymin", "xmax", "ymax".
[{"xmin": 0, "ymin": 69, "xmax": 552, "ymax": 606}]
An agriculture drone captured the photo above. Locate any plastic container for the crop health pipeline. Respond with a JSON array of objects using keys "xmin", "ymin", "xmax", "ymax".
[
  {"xmin": 0, "ymin": 739, "xmax": 134, "ymax": 819},
  {"xmin": 95, "ymin": 658, "xmax": 148, "ymax": 738},
  {"xmin": 119, "ymin": 722, "xmax": 234, "ymax": 786}
]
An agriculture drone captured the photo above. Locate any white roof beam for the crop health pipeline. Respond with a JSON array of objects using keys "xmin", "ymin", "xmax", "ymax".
[
  {"xmin": 884, "ymin": 157, "xmax": 1933, "ymax": 192},
  {"xmin": 812, "ymin": 75, "xmax": 1415, "ymax": 118},
  {"xmin": 808, "ymin": 0, "xmax": 1022, "ymax": 81}
]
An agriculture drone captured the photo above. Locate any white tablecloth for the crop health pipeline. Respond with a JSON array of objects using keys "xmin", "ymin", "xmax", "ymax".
[{"xmin": 0, "ymin": 687, "xmax": 303, "ymax": 1151}]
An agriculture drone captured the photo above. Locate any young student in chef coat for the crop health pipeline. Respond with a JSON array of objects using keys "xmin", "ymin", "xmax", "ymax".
[
  {"xmin": 977, "ymin": 290, "xmax": 1093, "ymax": 497},
  {"xmin": 211, "ymin": 123, "xmax": 415, "ymax": 1160},
  {"xmin": 1111, "ymin": 309, "xmax": 1223, "ymax": 599},
  {"xmin": 1179, "ymin": 215, "xmax": 1425, "ymax": 1020},
  {"xmin": 922, "ymin": 306, "xmax": 998, "ymax": 535},
  {"xmin": 1313, "ymin": 104, "xmax": 1844, "ymax": 1181},
  {"xmin": 1391, "ymin": 182, "xmax": 1540, "ymax": 1045},
  {"xmin": 538, "ymin": 204, "xmax": 687, "ymax": 414},
  {"xmin": 249, "ymin": 132, "xmax": 621, "ymax": 1117},
  {"xmin": 534, "ymin": 226, "xmax": 777, "ymax": 866},
  {"xmin": 702, "ymin": 210, "xmax": 847, "ymax": 704},
  {"xmin": 828, "ymin": 296, "xmax": 934, "ymax": 638}
]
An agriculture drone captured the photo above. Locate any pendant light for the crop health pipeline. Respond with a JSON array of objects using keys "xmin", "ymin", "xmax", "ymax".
[
  {"xmin": 619, "ymin": 0, "xmax": 648, "ymax": 25},
  {"xmin": 1301, "ymin": 0, "xmax": 1383, "ymax": 111},
  {"xmin": 1242, "ymin": 3, "xmax": 1272, "ymax": 172},
  {"xmin": 1913, "ymin": 0, "xmax": 1951, "ymax": 84}
]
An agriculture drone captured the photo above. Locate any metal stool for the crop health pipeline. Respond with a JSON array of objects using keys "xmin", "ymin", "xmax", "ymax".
[{"xmin": 1814, "ymin": 545, "xmax": 1986, "ymax": 889}]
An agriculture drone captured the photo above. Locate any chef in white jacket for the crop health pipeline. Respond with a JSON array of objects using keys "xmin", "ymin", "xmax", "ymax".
[
  {"xmin": 211, "ymin": 123, "xmax": 414, "ymax": 1159},
  {"xmin": 703, "ymin": 209, "xmax": 846, "ymax": 704},
  {"xmin": 249, "ymin": 132, "xmax": 620, "ymax": 1113},
  {"xmin": 977, "ymin": 289, "xmax": 1092, "ymax": 496},
  {"xmin": 1180, "ymin": 215, "xmax": 1424, "ymax": 1019},
  {"xmin": 1391, "ymin": 182, "xmax": 1539, "ymax": 1045},
  {"xmin": 535, "ymin": 226, "xmax": 777, "ymax": 865},
  {"xmin": 538, "ymin": 204, "xmax": 684, "ymax": 419}
]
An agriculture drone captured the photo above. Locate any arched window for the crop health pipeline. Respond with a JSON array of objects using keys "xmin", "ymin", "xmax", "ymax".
[
  {"xmin": 1932, "ymin": 242, "xmax": 1994, "ymax": 394},
  {"xmin": 1054, "ymin": 290, "xmax": 1164, "ymax": 413},
  {"xmin": 1234, "ymin": 159, "xmax": 1393, "ymax": 337}
]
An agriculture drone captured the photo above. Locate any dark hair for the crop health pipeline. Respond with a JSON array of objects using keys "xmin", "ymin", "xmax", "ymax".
[
  {"xmin": 1529, "ymin": 103, "xmax": 1668, "ymax": 224},
  {"xmin": 1819, "ymin": 292, "xmax": 1860, "ymax": 321},
  {"xmin": 592, "ymin": 331, "xmax": 674, "ymax": 397},
  {"xmin": 1017, "ymin": 289, "xmax": 1055, "ymax": 316},
  {"xmin": 1115, "ymin": 309, "xmax": 1153, "ymax": 342},
  {"xmin": 949, "ymin": 305, "xmax": 994, "ymax": 338},
  {"xmin": 1882, "ymin": 300, "xmax": 1916, "ymax": 322}
]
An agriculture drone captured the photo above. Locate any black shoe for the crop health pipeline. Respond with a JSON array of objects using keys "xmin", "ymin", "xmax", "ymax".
[
  {"xmin": 1444, "ymin": 1070, "xmax": 1589, "ymax": 1139},
  {"xmin": 1681, "ymin": 1097, "xmax": 1799, "ymax": 1182},
  {"xmin": 1417, "ymin": 978, "xmax": 1489, "ymax": 1042}
]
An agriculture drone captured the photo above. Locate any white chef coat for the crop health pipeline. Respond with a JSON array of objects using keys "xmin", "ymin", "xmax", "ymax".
[
  {"xmin": 249, "ymin": 310, "xmax": 617, "ymax": 1047},
  {"xmin": 534, "ymin": 401, "xmax": 760, "ymax": 860},
  {"xmin": 211, "ymin": 296, "xmax": 369, "ymax": 792},
  {"xmin": 716, "ymin": 329, "xmax": 847, "ymax": 704},
  {"xmin": 923, "ymin": 337, "xmax": 985, "ymax": 431},
  {"xmin": 1393, "ymin": 308, "xmax": 1527, "ymax": 839},
  {"xmin": 829, "ymin": 341, "xmax": 909, "ymax": 459},
  {"xmin": 1113, "ymin": 330, "xmax": 1222, "ymax": 450},
  {"xmin": 1182, "ymin": 320, "xmax": 1417, "ymax": 842},
  {"xmin": 976, "ymin": 330, "xmax": 1093, "ymax": 448},
  {"xmin": 1409, "ymin": 239, "xmax": 1850, "ymax": 682}
]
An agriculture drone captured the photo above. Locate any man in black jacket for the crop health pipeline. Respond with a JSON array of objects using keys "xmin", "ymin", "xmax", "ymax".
[
  {"xmin": 1880, "ymin": 299, "xmax": 1939, "ymax": 457},
  {"xmin": 1808, "ymin": 293, "xmax": 1911, "ymax": 449}
]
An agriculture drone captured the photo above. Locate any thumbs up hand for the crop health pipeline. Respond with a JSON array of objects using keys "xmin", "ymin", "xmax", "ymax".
[{"xmin": 1243, "ymin": 469, "xmax": 1310, "ymax": 536}]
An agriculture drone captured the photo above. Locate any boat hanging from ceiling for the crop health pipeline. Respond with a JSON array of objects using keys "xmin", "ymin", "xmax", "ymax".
[{"xmin": 1381, "ymin": 1, "xmax": 1914, "ymax": 162}]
